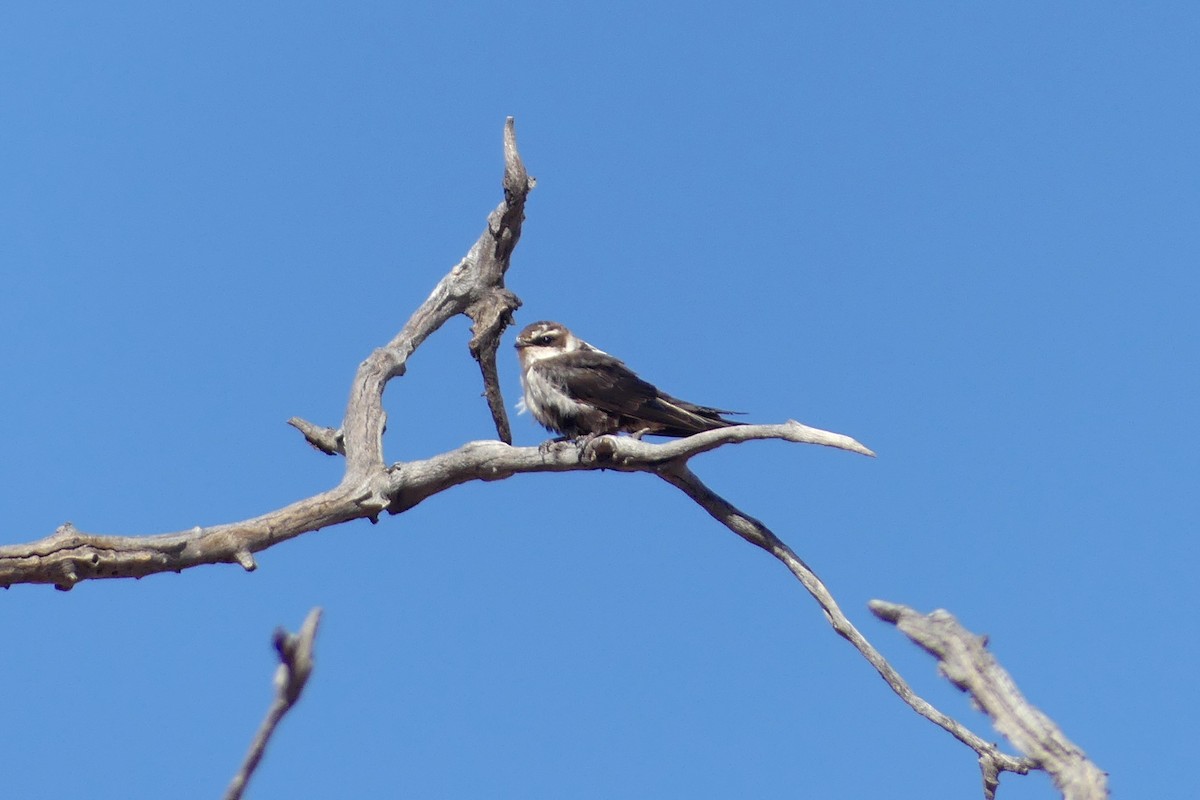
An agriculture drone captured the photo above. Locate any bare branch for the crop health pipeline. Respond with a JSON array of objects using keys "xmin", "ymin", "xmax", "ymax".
[
  {"xmin": 463, "ymin": 118, "xmax": 530, "ymax": 444},
  {"xmin": 468, "ymin": 297, "xmax": 519, "ymax": 445},
  {"xmin": 225, "ymin": 607, "xmax": 323, "ymax": 800},
  {"xmin": 287, "ymin": 418, "xmax": 344, "ymax": 456},
  {"xmin": 596, "ymin": 419, "xmax": 875, "ymax": 462},
  {"xmin": 0, "ymin": 422, "xmax": 866, "ymax": 587},
  {"xmin": 0, "ymin": 488, "xmax": 368, "ymax": 589},
  {"xmin": 374, "ymin": 421, "xmax": 872, "ymax": 513},
  {"xmin": 338, "ymin": 116, "xmax": 531, "ymax": 477},
  {"xmin": 4, "ymin": 118, "xmax": 1043, "ymax": 798},
  {"xmin": 657, "ymin": 464, "xmax": 1035, "ymax": 789},
  {"xmin": 0, "ymin": 119, "xmax": 535, "ymax": 590},
  {"xmin": 871, "ymin": 601, "xmax": 1108, "ymax": 800}
]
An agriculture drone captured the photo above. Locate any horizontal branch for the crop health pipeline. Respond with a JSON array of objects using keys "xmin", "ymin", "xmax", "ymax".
[
  {"xmin": 0, "ymin": 421, "xmax": 868, "ymax": 588},
  {"xmin": 388, "ymin": 420, "xmax": 872, "ymax": 511}
]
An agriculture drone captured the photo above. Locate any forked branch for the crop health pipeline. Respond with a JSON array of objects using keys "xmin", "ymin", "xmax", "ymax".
[{"xmin": 1, "ymin": 119, "xmax": 1081, "ymax": 799}]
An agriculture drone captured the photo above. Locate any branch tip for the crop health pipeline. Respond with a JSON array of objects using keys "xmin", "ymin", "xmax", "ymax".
[
  {"xmin": 868, "ymin": 599, "xmax": 903, "ymax": 623},
  {"xmin": 224, "ymin": 608, "xmax": 323, "ymax": 800},
  {"xmin": 502, "ymin": 117, "xmax": 531, "ymax": 195},
  {"xmin": 785, "ymin": 419, "xmax": 875, "ymax": 457},
  {"xmin": 287, "ymin": 417, "xmax": 345, "ymax": 456}
]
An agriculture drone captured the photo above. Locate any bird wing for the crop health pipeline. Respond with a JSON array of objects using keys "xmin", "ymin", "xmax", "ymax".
[{"xmin": 551, "ymin": 351, "xmax": 741, "ymax": 436}]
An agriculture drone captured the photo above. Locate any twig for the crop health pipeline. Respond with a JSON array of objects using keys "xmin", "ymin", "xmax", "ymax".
[
  {"xmin": 657, "ymin": 463, "xmax": 1035, "ymax": 790},
  {"xmin": 225, "ymin": 608, "xmax": 323, "ymax": 800},
  {"xmin": 871, "ymin": 601, "xmax": 1108, "ymax": 800},
  {"xmin": 287, "ymin": 418, "xmax": 344, "ymax": 456}
]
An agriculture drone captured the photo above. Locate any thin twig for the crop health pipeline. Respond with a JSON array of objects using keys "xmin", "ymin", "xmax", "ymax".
[
  {"xmin": 657, "ymin": 463, "xmax": 1035, "ymax": 787},
  {"xmin": 287, "ymin": 418, "xmax": 344, "ymax": 456},
  {"xmin": 224, "ymin": 608, "xmax": 323, "ymax": 800}
]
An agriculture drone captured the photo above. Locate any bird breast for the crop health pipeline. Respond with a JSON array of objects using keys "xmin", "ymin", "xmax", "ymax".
[{"xmin": 521, "ymin": 363, "xmax": 584, "ymax": 425}]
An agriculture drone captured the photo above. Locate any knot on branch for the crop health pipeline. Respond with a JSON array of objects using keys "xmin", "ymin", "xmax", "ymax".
[
  {"xmin": 271, "ymin": 609, "xmax": 321, "ymax": 705},
  {"xmin": 49, "ymin": 521, "xmax": 81, "ymax": 546},
  {"xmin": 581, "ymin": 434, "xmax": 625, "ymax": 465},
  {"xmin": 56, "ymin": 560, "xmax": 79, "ymax": 591},
  {"xmin": 467, "ymin": 289, "xmax": 521, "ymax": 354}
]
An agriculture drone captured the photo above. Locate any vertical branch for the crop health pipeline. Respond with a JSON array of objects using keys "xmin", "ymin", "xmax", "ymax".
[
  {"xmin": 337, "ymin": 117, "xmax": 533, "ymax": 472},
  {"xmin": 225, "ymin": 608, "xmax": 323, "ymax": 800},
  {"xmin": 465, "ymin": 118, "xmax": 533, "ymax": 443},
  {"xmin": 470, "ymin": 318, "xmax": 516, "ymax": 444}
]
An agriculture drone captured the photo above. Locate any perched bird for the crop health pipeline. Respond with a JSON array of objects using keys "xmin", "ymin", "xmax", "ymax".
[{"xmin": 514, "ymin": 320, "xmax": 743, "ymax": 439}]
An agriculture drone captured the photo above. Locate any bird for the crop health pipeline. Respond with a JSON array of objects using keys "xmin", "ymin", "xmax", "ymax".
[{"xmin": 513, "ymin": 320, "xmax": 743, "ymax": 439}]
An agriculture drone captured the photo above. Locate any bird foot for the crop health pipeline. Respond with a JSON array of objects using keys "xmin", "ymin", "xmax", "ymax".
[{"xmin": 573, "ymin": 433, "xmax": 600, "ymax": 450}]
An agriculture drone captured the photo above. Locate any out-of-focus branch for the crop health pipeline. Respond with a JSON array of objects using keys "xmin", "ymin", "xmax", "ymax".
[
  {"xmin": 224, "ymin": 608, "xmax": 323, "ymax": 800},
  {"xmin": 871, "ymin": 601, "xmax": 1108, "ymax": 800}
]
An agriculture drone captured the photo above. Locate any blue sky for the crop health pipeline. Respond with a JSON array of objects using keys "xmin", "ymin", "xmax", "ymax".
[{"xmin": 2, "ymin": 3, "xmax": 1197, "ymax": 798}]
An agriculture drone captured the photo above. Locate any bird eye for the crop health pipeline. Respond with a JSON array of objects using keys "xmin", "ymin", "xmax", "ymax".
[{"xmin": 537, "ymin": 335, "xmax": 553, "ymax": 345}]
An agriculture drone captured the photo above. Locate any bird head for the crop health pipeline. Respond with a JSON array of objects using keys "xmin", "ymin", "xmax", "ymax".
[{"xmin": 514, "ymin": 321, "xmax": 602, "ymax": 364}]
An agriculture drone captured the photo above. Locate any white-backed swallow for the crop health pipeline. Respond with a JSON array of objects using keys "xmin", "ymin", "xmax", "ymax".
[{"xmin": 514, "ymin": 320, "xmax": 742, "ymax": 439}]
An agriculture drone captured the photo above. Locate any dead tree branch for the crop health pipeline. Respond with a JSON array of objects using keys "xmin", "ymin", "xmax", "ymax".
[
  {"xmin": 871, "ymin": 601, "xmax": 1108, "ymax": 800},
  {"xmin": 0, "ymin": 423, "xmax": 870, "ymax": 587},
  {"xmin": 657, "ymin": 464, "xmax": 1035, "ymax": 794},
  {"xmin": 2, "ymin": 118, "xmax": 1072, "ymax": 798},
  {"xmin": 224, "ymin": 608, "xmax": 323, "ymax": 800},
  {"xmin": 1, "ymin": 116, "xmax": 534, "ymax": 590}
]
